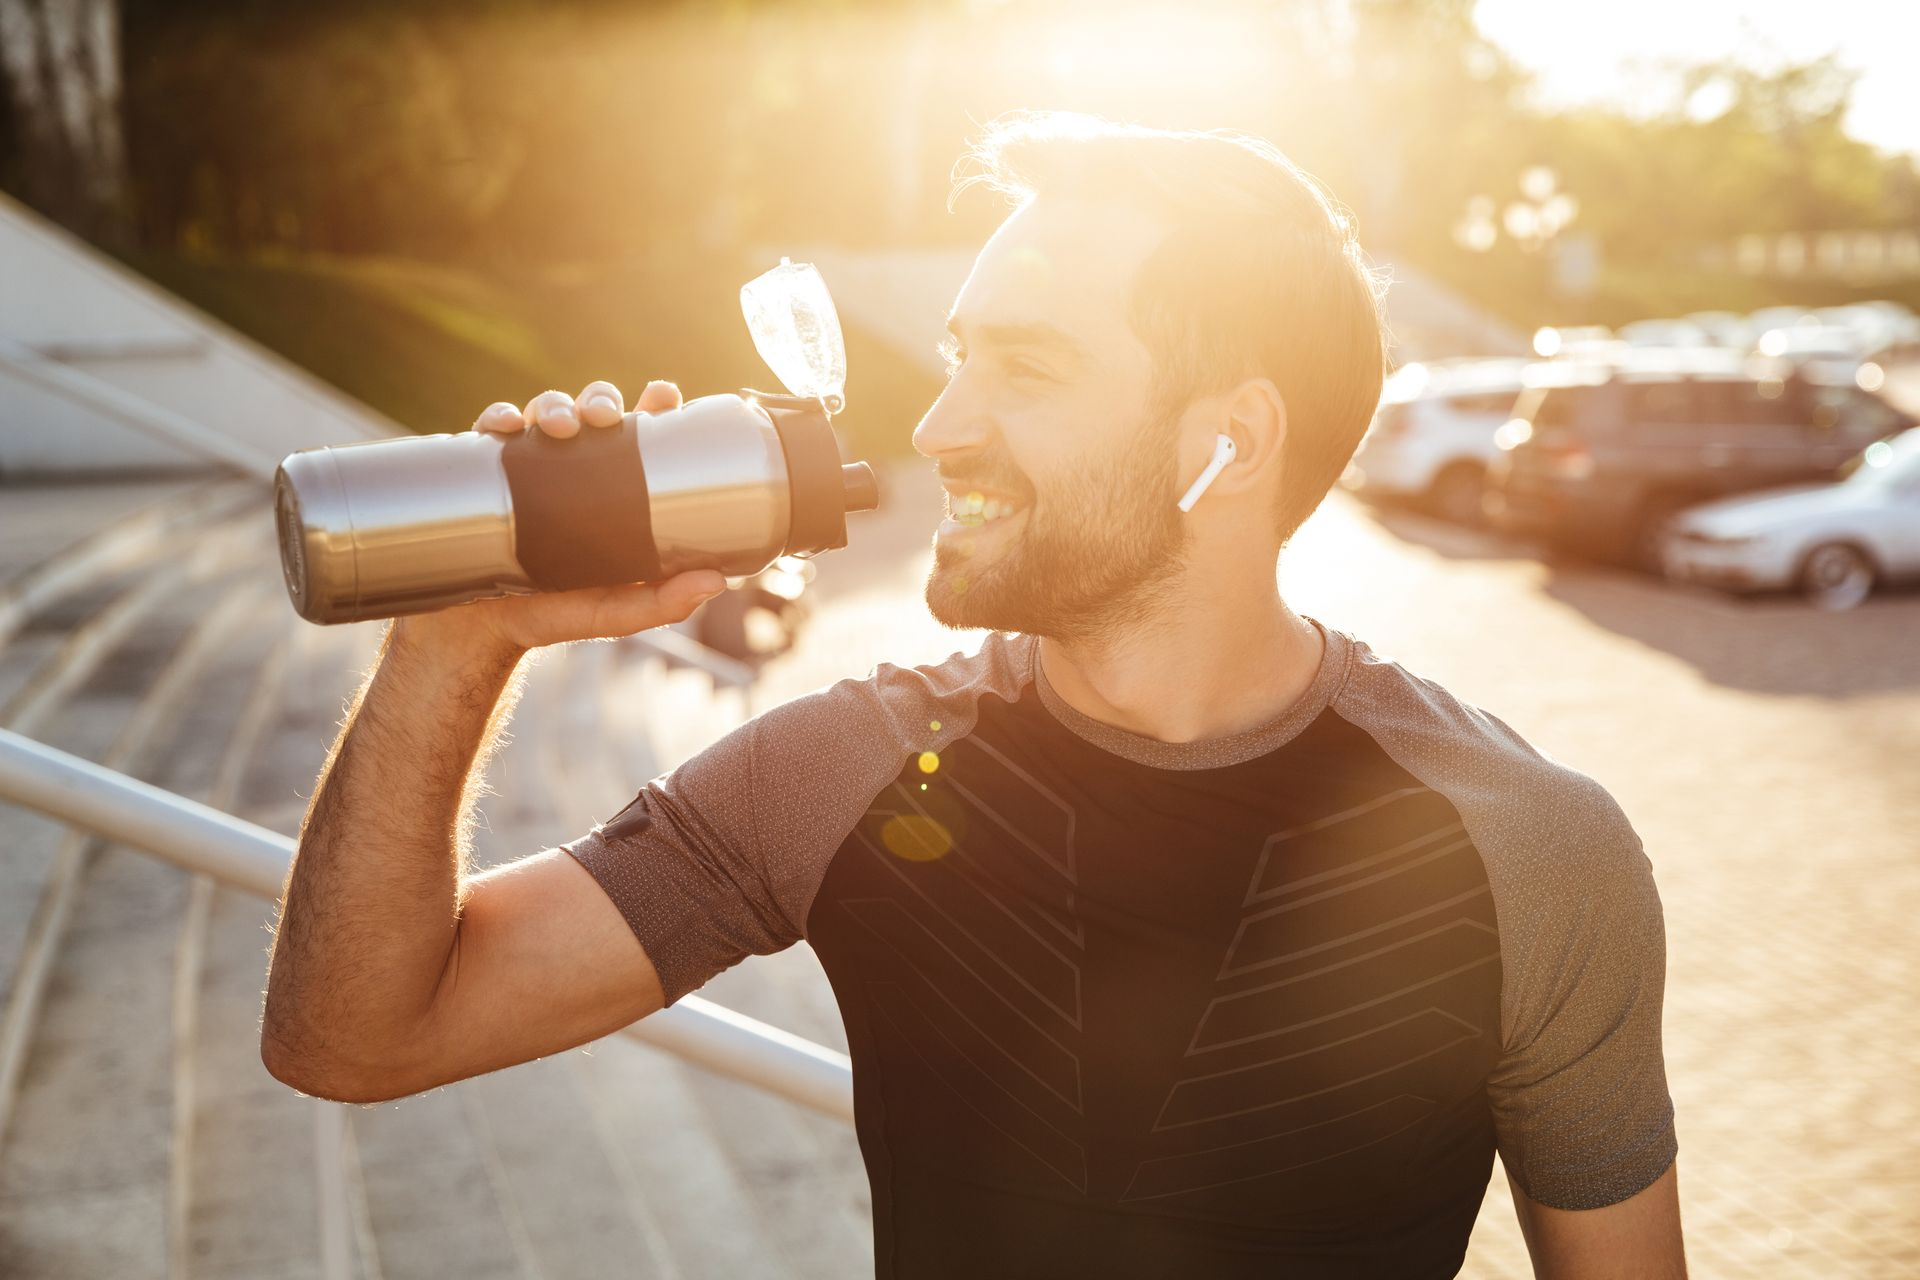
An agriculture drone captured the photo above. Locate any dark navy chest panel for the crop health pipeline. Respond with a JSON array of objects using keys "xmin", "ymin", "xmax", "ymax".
[{"xmin": 806, "ymin": 688, "xmax": 1505, "ymax": 1259}]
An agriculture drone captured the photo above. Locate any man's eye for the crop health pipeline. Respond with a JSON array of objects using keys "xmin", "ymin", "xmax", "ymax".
[
  {"xmin": 937, "ymin": 338, "xmax": 965, "ymax": 379},
  {"xmin": 1005, "ymin": 358, "xmax": 1052, "ymax": 382}
]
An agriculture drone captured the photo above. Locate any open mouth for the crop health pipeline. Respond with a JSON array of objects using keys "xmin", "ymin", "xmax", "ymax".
[{"xmin": 943, "ymin": 488, "xmax": 1027, "ymax": 529}]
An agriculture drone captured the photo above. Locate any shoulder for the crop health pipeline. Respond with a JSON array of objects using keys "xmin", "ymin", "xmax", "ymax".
[{"xmin": 1327, "ymin": 630, "xmax": 1645, "ymax": 891}]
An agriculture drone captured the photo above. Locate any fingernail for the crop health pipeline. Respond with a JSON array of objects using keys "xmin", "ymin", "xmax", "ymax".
[
  {"xmin": 584, "ymin": 395, "xmax": 619, "ymax": 418},
  {"xmin": 544, "ymin": 404, "xmax": 579, "ymax": 427}
]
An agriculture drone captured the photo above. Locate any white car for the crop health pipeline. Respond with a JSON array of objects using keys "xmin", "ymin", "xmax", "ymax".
[
  {"xmin": 1662, "ymin": 428, "xmax": 1920, "ymax": 609},
  {"xmin": 1341, "ymin": 358, "xmax": 1531, "ymax": 524},
  {"xmin": 1617, "ymin": 318, "xmax": 1713, "ymax": 349},
  {"xmin": 1682, "ymin": 310, "xmax": 1754, "ymax": 349}
]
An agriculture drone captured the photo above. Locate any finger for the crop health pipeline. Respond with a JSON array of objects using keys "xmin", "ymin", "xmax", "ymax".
[
  {"xmin": 577, "ymin": 571, "xmax": 729, "ymax": 638},
  {"xmin": 523, "ymin": 389, "xmax": 581, "ymax": 439},
  {"xmin": 635, "ymin": 380, "xmax": 683, "ymax": 415},
  {"xmin": 473, "ymin": 401, "xmax": 525, "ymax": 434},
  {"xmin": 576, "ymin": 380, "xmax": 625, "ymax": 429}
]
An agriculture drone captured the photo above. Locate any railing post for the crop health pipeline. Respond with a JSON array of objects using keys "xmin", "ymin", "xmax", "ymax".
[{"xmin": 313, "ymin": 1103, "xmax": 356, "ymax": 1280}]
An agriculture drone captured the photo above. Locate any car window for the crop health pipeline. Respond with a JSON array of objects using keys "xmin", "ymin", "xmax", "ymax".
[
  {"xmin": 1526, "ymin": 387, "xmax": 1590, "ymax": 431},
  {"xmin": 1839, "ymin": 390, "xmax": 1907, "ymax": 438},
  {"xmin": 1694, "ymin": 378, "xmax": 1803, "ymax": 427},
  {"xmin": 1624, "ymin": 381, "xmax": 1696, "ymax": 425}
]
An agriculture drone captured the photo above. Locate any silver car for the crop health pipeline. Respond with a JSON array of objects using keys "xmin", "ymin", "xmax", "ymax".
[{"xmin": 1662, "ymin": 428, "xmax": 1920, "ymax": 609}]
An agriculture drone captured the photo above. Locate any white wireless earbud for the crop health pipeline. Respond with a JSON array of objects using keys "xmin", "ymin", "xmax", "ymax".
[{"xmin": 1176, "ymin": 433, "xmax": 1237, "ymax": 513}]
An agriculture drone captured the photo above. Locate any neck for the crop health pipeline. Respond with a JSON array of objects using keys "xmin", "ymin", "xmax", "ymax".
[{"xmin": 1035, "ymin": 571, "xmax": 1323, "ymax": 746}]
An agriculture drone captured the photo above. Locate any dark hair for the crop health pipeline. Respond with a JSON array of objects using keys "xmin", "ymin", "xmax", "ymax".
[{"xmin": 951, "ymin": 109, "xmax": 1389, "ymax": 547}]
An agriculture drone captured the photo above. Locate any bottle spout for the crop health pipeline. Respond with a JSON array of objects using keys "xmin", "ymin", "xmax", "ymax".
[{"xmin": 842, "ymin": 462, "xmax": 880, "ymax": 513}]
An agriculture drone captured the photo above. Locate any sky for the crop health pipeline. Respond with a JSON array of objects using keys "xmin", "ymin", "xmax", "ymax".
[{"xmin": 1473, "ymin": 0, "xmax": 1920, "ymax": 158}]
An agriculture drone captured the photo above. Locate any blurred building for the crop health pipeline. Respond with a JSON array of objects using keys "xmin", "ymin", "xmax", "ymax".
[{"xmin": 0, "ymin": 191, "xmax": 397, "ymax": 480}]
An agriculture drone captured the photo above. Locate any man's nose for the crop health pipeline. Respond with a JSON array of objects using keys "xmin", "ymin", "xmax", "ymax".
[{"xmin": 911, "ymin": 386, "xmax": 992, "ymax": 461}]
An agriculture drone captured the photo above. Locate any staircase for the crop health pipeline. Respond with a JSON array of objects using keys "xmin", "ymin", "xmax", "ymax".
[{"xmin": 0, "ymin": 476, "xmax": 873, "ymax": 1279}]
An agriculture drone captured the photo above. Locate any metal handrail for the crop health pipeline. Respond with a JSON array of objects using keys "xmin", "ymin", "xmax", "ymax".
[
  {"xmin": 0, "ymin": 725, "xmax": 856, "ymax": 1124},
  {"xmin": 627, "ymin": 626, "xmax": 759, "ymax": 690}
]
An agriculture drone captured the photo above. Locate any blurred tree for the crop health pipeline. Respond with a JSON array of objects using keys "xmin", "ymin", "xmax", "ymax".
[
  {"xmin": 0, "ymin": 0, "xmax": 130, "ymax": 245},
  {"xmin": 7, "ymin": 0, "xmax": 1913, "ymax": 329}
]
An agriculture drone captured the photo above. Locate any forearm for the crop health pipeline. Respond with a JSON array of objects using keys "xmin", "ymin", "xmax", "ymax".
[{"xmin": 262, "ymin": 616, "xmax": 530, "ymax": 1089}]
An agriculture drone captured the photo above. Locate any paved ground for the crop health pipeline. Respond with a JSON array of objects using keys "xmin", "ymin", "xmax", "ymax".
[{"xmin": 742, "ymin": 457, "xmax": 1920, "ymax": 1278}]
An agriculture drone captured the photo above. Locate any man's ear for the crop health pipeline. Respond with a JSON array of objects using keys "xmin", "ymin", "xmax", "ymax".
[{"xmin": 1211, "ymin": 377, "xmax": 1287, "ymax": 499}]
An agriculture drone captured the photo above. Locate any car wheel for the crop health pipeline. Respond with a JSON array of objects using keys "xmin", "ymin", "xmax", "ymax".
[
  {"xmin": 1630, "ymin": 494, "xmax": 1694, "ymax": 576},
  {"xmin": 1797, "ymin": 542, "xmax": 1875, "ymax": 610},
  {"xmin": 1427, "ymin": 464, "xmax": 1486, "ymax": 527}
]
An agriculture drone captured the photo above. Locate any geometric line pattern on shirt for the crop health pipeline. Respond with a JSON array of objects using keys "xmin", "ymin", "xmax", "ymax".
[
  {"xmin": 1188, "ymin": 916, "xmax": 1499, "ymax": 1055},
  {"xmin": 864, "ymin": 976, "xmax": 1090, "ymax": 1194},
  {"xmin": 866, "ymin": 783, "xmax": 1087, "ymax": 1028},
  {"xmin": 1222, "ymin": 830, "xmax": 1477, "ymax": 979},
  {"xmin": 1154, "ymin": 1007, "xmax": 1483, "ymax": 1130},
  {"xmin": 936, "ymin": 770, "xmax": 1085, "ymax": 951},
  {"xmin": 1242, "ymin": 785, "xmax": 1439, "ymax": 907},
  {"xmin": 1225, "ymin": 884, "xmax": 1493, "ymax": 983},
  {"xmin": 1120, "ymin": 1092, "xmax": 1438, "ymax": 1202},
  {"xmin": 845, "ymin": 830, "xmax": 1087, "ymax": 1108},
  {"xmin": 963, "ymin": 733, "xmax": 1082, "ymax": 884}
]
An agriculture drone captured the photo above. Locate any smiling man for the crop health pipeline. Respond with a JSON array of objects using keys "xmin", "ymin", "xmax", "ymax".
[{"xmin": 264, "ymin": 110, "xmax": 1686, "ymax": 1278}]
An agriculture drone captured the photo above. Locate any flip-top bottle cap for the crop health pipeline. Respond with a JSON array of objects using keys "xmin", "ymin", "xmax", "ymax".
[{"xmin": 741, "ymin": 257, "xmax": 846, "ymax": 411}]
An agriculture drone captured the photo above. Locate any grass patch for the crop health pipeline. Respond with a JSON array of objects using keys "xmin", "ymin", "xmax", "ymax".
[{"xmin": 119, "ymin": 249, "xmax": 940, "ymax": 463}]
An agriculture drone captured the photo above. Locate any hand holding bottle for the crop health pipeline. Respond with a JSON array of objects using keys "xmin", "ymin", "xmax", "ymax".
[{"xmin": 394, "ymin": 378, "xmax": 727, "ymax": 660}]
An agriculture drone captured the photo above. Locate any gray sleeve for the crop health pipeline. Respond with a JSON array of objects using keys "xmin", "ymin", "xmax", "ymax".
[
  {"xmin": 1330, "ymin": 643, "xmax": 1677, "ymax": 1210},
  {"xmin": 560, "ymin": 702, "xmax": 795, "ymax": 1009},
  {"xmin": 1484, "ymin": 777, "xmax": 1678, "ymax": 1210},
  {"xmin": 559, "ymin": 645, "xmax": 1005, "ymax": 1008}
]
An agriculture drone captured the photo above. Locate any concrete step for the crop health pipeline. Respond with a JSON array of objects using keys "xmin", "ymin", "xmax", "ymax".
[
  {"xmin": 0, "ymin": 569, "xmax": 279, "ymax": 1278},
  {"xmin": 0, "ymin": 477, "xmax": 200, "ymax": 584},
  {"xmin": 184, "ymin": 614, "xmax": 383, "ymax": 1280},
  {"xmin": 0, "ymin": 528, "xmax": 264, "ymax": 1124},
  {"xmin": 0, "ymin": 476, "xmax": 260, "ymax": 651},
  {"xmin": 179, "ymin": 608, "xmax": 361, "ymax": 1280}
]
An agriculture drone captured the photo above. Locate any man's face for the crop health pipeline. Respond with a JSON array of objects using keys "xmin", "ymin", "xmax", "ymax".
[{"xmin": 913, "ymin": 197, "xmax": 1195, "ymax": 644}]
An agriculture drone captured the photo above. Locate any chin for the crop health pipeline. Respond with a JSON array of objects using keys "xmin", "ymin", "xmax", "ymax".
[{"xmin": 923, "ymin": 562, "xmax": 1029, "ymax": 634}]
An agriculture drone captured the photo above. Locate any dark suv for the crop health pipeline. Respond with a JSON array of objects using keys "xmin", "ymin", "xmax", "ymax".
[{"xmin": 1483, "ymin": 350, "xmax": 1913, "ymax": 570}]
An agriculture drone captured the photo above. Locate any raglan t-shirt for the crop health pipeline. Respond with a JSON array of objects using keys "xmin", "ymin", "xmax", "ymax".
[{"xmin": 562, "ymin": 617, "xmax": 1678, "ymax": 1279}]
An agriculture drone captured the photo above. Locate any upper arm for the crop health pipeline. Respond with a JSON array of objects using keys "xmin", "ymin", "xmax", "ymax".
[
  {"xmin": 375, "ymin": 667, "xmax": 915, "ymax": 1100},
  {"xmin": 1509, "ymin": 1157, "xmax": 1687, "ymax": 1279},
  {"xmin": 401, "ymin": 848, "xmax": 670, "ymax": 1093}
]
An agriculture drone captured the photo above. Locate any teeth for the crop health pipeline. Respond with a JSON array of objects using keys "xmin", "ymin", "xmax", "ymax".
[{"xmin": 951, "ymin": 491, "xmax": 1022, "ymax": 526}]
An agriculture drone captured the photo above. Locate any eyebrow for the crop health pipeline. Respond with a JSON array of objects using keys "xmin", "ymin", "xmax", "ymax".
[{"xmin": 945, "ymin": 312, "xmax": 1092, "ymax": 366}]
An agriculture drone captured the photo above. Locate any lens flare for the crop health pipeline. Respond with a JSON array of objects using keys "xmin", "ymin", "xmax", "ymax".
[{"xmin": 880, "ymin": 814, "xmax": 953, "ymax": 862}]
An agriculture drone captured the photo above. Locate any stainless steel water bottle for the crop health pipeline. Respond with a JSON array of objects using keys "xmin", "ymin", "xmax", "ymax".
[{"xmin": 271, "ymin": 259, "xmax": 879, "ymax": 625}]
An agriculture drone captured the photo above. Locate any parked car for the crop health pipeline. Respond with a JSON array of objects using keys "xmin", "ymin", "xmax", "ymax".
[
  {"xmin": 1340, "ymin": 358, "xmax": 1532, "ymax": 524},
  {"xmin": 1755, "ymin": 322, "xmax": 1876, "ymax": 381},
  {"xmin": 1662, "ymin": 427, "xmax": 1920, "ymax": 609},
  {"xmin": 1747, "ymin": 306, "xmax": 1816, "ymax": 339},
  {"xmin": 1532, "ymin": 324, "xmax": 1622, "ymax": 361},
  {"xmin": 1618, "ymin": 318, "xmax": 1713, "ymax": 349},
  {"xmin": 1483, "ymin": 348, "xmax": 1916, "ymax": 572},
  {"xmin": 1682, "ymin": 310, "xmax": 1753, "ymax": 349}
]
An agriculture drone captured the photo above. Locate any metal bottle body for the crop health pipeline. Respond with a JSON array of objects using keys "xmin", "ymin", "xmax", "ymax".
[{"xmin": 275, "ymin": 393, "xmax": 802, "ymax": 625}]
